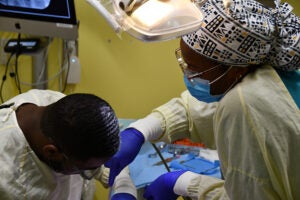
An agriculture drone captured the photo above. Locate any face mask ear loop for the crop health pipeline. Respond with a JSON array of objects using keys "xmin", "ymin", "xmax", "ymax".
[
  {"xmin": 209, "ymin": 66, "xmax": 233, "ymax": 85},
  {"xmin": 188, "ymin": 64, "xmax": 222, "ymax": 80}
]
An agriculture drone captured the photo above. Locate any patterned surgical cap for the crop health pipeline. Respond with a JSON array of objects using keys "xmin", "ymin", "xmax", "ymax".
[{"xmin": 182, "ymin": 0, "xmax": 300, "ymax": 71}]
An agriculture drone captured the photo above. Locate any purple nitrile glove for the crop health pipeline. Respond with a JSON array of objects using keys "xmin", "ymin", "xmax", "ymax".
[
  {"xmin": 143, "ymin": 170, "xmax": 187, "ymax": 200},
  {"xmin": 111, "ymin": 193, "xmax": 136, "ymax": 200},
  {"xmin": 105, "ymin": 128, "xmax": 145, "ymax": 186}
]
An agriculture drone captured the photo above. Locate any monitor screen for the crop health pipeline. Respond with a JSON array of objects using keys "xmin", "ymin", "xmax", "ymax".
[{"xmin": 0, "ymin": 0, "xmax": 78, "ymax": 40}]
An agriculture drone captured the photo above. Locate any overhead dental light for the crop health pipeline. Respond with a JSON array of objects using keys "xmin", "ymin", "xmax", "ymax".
[{"xmin": 86, "ymin": 0, "xmax": 205, "ymax": 42}]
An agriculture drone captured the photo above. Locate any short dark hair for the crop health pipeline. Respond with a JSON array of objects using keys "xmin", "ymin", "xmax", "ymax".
[{"xmin": 40, "ymin": 93, "xmax": 120, "ymax": 160}]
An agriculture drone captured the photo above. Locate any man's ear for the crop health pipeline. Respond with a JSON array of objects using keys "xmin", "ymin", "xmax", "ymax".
[{"xmin": 42, "ymin": 144, "xmax": 63, "ymax": 160}]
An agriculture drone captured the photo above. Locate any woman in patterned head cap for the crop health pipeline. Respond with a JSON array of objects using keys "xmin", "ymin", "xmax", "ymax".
[{"xmin": 105, "ymin": 0, "xmax": 300, "ymax": 199}]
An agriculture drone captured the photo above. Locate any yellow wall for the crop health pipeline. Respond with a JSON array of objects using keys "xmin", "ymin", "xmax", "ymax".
[
  {"xmin": 75, "ymin": 0, "xmax": 186, "ymax": 118},
  {"xmin": 287, "ymin": 0, "xmax": 300, "ymax": 11}
]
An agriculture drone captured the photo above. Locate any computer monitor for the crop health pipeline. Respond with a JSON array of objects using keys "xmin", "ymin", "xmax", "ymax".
[{"xmin": 0, "ymin": 0, "xmax": 78, "ymax": 40}]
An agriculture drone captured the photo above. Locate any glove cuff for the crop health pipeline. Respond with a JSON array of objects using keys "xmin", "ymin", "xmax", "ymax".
[
  {"xmin": 174, "ymin": 171, "xmax": 199, "ymax": 197},
  {"xmin": 128, "ymin": 114, "xmax": 163, "ymax": 141}
]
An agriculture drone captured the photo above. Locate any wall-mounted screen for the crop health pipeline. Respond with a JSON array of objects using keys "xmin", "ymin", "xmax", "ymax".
[{"xmin": 0, "ymin": 0, "xmax": 78, "ymax": 40}]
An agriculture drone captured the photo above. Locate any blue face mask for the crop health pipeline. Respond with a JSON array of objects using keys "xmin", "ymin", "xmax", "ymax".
[{"xmin": 184, "ymin": 75, "xmax": 224, "ymax": 103}]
